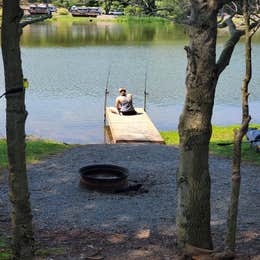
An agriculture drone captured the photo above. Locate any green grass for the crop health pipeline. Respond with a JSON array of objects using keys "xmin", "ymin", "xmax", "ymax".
[
  {"xmin": 0, "ymin": 139, "xmax": 73, "ymax": 169},
  {"xmin": 47, "ymin": 14, "xmax": 170, "ymax": 24},
  {"xmin": 161, "ymin": 124, "xmax": 260, "ymax": 165},
  {"xmin": 0, "ymin": 237, "xmax": 11, "ymax": 260},
  {"xmin": 49, "ymin": 14, "xmax": 93, "ymax": 23},
  {"xmin": 114, "ymin": 16, "xmax": 170, "ymax": 24}
]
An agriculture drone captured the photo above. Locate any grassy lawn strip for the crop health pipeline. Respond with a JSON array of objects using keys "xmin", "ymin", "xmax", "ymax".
[
  {"xmin": 0, "ymin": 139, "xmax": 73, "ymax": 169},
  {"xmin": 161, "ymin": 124, "xmax": 260, "ymax": 165}
]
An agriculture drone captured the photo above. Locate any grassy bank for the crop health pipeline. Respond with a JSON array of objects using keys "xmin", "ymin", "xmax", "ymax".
[
  {"xmin": 161, "ymin": 124, "xmax": 260, "ymax": 165},
  {"xmin": 114, "ymin": 15, "xmax": 170, "ymax": 24},
  {"xmin": 48, "ymin": 13, "xmax": 170, "ymax": 24},
  {"xmin": 0, "ymin": 138, "xmax": 73, "ymax": 169}
]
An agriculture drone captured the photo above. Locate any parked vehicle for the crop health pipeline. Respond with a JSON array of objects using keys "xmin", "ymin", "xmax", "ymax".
[
  {"xmin": 29, "ymin": 4, "xmax": 49, "ymax": 15},
  {"xmin": 109, "ymin": 10, "xmax": 124, "ymax": 15},
  {"xmin": 29, "ymin": 4, "xmax": 57, "ymax": 15},
  {"xmin": 70, "ymin": 6, "xmax": 101, "ymax": 17},
  {"xmin": 48, "ymin": 5, "xmax": 57, "ymax": 13}
]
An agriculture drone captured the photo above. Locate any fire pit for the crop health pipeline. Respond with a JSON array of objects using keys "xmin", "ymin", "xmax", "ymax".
[{"xmin": 79, "ymin": 164, "xmax": 128, "ymax": 192}]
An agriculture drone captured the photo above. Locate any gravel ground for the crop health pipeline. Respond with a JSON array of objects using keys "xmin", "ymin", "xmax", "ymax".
[{"xmin": 0, "ymin": 144, "xmax": 259, "ymax": 257}]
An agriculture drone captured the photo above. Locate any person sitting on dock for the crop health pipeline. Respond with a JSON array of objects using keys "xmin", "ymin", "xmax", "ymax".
[{"xmin": 115, "ymin": 88, "xmax": 137, "ymax": 116}]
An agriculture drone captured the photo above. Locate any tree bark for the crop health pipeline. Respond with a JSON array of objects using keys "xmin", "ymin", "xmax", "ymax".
[
  {"xmin": 225, "ymin": 0, "xmax": 252, "ymax": 251},
  {"xmin": 177, "ymin": 1, "xmax": 219, "ymax": 250},
  {"xmin": 1, "ymin": 0, "xmax": 34, "ymax": 259}
]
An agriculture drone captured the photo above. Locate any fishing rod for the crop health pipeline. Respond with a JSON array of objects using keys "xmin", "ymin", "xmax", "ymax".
[
  {"xmin": 143, "ymin": 62, "xmax": 148, "ymax": 112},
  {"xmin": 104, "ymin": 65, "xmax": 111, "ymax": 126}
]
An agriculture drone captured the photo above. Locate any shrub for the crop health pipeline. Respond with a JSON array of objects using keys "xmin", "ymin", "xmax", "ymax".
[
  {"xmin": 53, "ymin": 0, "xmax": 67, "ymax": 8},
  {"xmin": 124, "ymin": 6, "xmax": 142, "ymax": 16},
  {"xmin": 111, "ymin": 1, "xmax": 124, "ymax": 12},
  {"xmin": 58, "ymin": 8, "xmax": 69, "ymax": 15}
]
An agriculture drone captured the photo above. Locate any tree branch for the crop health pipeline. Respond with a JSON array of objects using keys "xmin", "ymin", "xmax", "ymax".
[
  {"xmin": 217, "ymin": 11, "xmax": 259, "ymax": 76},
  {"xmin": 218, "ymin": 14, "xmax": 237, "ymax": 31},
  {"xmin": 20, "ymin": 13, "xmax": 52, "ymax": 28},
  {"xmin": 217, "ymin": 0, "xmax": 235, "ymax": 10},
  {"xmin": 240, "ymin": 116, "xmax": 251, "ymax": 135},
  {"xmin": 217, "ymin": 17, "xmax": 243, "ymax": 75},
  {"xmin": 250, "ymin": 20, "xmax": 260, "ymax": 38}
]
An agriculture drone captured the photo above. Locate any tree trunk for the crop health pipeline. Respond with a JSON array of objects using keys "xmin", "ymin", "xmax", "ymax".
[
  {"xmin": 105, "ymin": 0, "xmax": 112, "ymax": 15},
  {"xmin": 1, "ymin": 0, "xmax": 34, "ymax": 259},
  {"xmin": 142, "ymin": 0, "xmax": 156, "ymax": 15},
  {"xmin": 177, "ymin": 1, "xmax": 219, "ymax": 250},
  {"xmin": 225, "ymin": 0, "xmax": 252, "ymax": 251}
]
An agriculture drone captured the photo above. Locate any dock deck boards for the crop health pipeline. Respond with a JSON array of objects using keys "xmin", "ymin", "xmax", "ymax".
[{"xmin": 106, "ymin": 107, "xmax": 165, "ymax": 144}]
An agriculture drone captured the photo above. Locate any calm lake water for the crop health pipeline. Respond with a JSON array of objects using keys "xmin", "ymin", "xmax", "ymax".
[{"xmin": 0, "ymin": 21, "xmax": 259, "ymax": 143}]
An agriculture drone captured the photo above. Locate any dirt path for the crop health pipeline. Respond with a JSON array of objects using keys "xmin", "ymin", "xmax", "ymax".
[{"xmin": 0, "ymin": 144, "xmax": 259, "ymax": 259}]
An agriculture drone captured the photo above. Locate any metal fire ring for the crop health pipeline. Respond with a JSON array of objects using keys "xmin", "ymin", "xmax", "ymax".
[{"xmin": 79, "ymin": 164, "xmax": 128, "ymax": 192}]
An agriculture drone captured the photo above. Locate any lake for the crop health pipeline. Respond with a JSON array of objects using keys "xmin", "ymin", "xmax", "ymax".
[{"xmin": 0, "ymin": 20, "xmax": 259, "ymax": 143}]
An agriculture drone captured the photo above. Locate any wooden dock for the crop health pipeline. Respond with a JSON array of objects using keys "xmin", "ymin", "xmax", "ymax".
[{"xmin": 106, "ymin": 107, "xmax": 165, "ymax": 144}]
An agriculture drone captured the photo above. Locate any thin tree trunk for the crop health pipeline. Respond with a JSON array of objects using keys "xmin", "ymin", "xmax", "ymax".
[
  {"xmin": 142, "ymin": 0, "xmax": 156, "ymax": 14},
  {"xmin": 105, "ymin": 0, "xmax": 112, "ymax": 15},
  {"xmin": 1, "ymin": 0, "xmax": 34, "ymax": 259},
  {"xmin": 225, "ymin": 0, "xmax": 251, "ymax": 251},
  {"xmin": 177, "ymin": 1, "xmax": 219, "ymax": 250}
]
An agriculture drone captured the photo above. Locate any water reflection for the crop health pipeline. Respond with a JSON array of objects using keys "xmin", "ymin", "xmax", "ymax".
[{"xmin": 20, "ymin": 21, "xmax": 187, "ymax": 47}]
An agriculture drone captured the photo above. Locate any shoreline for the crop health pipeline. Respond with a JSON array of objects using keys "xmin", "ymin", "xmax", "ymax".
[{"xmin": 1, "ymin": 124, "xmax": 260, "ymax": 168}]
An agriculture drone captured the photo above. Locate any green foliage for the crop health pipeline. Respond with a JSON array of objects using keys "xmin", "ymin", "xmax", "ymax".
[
  {"xmin": 124, "ymin": 6, "xmax": 143, "ymax": 16},
  {"xmin": 52, "ymin": 1, "xmax": 63, "ymax": 7},
  {"xmin": 28, "ymin": 0, "xmax": 192, "ymax": 20},
  {"xmin": 161, "ymin": 124, "xmax": 260, "ymax": 165},
  {"xmin": 110, "ymin": 1, "xmax": 124, "ymax": 12},
  {"xmin": 115, "ymin": 15, "xmax": 169, "ymax": 24},
  {"xmin": 55, "ymin": 0, "xmax": 99, "ymax": 8},
  {"xmin": 0, "ymin": 8, "xmax": 2, "ymax": 17},
  {"xmin": 157, "ymin": 0, "xmax": 190, "ymax": 21},
  {"xmin": 86, "ymin": 0, "xmax": 99, "ymax": 7},
  {"xmin": 0, "ymin": 139, "xmax": 72, "ymax": 169},
  {"xmin": 58, "ymin": 8, "xmax": 69, "ymax": 15},
  {"xmin": 0, "ymin": 250, "xmax": 11, "ymax": 260}
]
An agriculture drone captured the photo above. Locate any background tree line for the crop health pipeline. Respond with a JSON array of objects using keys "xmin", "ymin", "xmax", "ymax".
[
  {"xmin": 20, "ymin": 0, "xmax": 260, "ymax": 21},
  {"xmin": 21, "ymin": 0, "xmax": 190, "ymax": 18}
]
